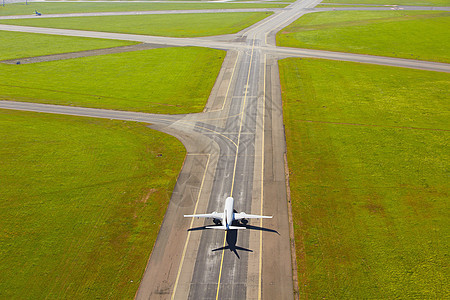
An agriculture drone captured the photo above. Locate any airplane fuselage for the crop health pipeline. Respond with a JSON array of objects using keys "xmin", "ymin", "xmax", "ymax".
[{"xmin": 224, "ymin": 197, "xmax": 234, "ymax": 229}]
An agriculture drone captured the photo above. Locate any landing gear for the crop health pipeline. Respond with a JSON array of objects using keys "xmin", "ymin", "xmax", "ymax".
[{"xmin": 213, "ymin": 218, "xmax": 222, "ymax": 226}]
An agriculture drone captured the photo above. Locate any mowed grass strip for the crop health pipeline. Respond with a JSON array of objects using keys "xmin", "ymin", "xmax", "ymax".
[
  {"xmin": 0, "ymin": 2, "xmax": 285, "ymax": 16},
  {"xmin": 277, "ymin": 11, "xmax": 450, "ymax": 63},
  {"xmin": 316, "ymin": 4, "xmax": 386, "ymax": 7},
  {"xmin": 279, "ymin": 58, "xmax": 449, "ymax": 298},
  {"xmin": 0, "ymin": 110, "xmax": 185, "ymax": 299},
  {"xmin": 321, "ymin": 0, "xmax": 450, "ymax": 6},
  {"xmin": 0, "ymin": 12, "xmax": 273, "ymax": 37},
  {"xmin": 0, "ymin": 30, "xmax": 136, "ymax": 61},
  {"xmin": 0, "ymin": 47, "xmax": 225, "ymax": 114}
]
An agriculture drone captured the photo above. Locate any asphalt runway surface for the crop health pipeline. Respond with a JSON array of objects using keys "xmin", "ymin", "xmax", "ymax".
[{"xmin": 1, "ymin": 0, "xmax": 449, "ymax": 299}]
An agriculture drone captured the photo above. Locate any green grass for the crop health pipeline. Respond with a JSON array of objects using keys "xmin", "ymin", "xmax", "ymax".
[
  {"xmin": 321, "ymin": 0, "xmax": 450, "ymax": 5},
  {"xmin": 0, "ymin": 2, "xmax": 285, "ymax": 16},
  {"xmin": 316, "ymin": 4, "xmax": 386, "ymax": 7},
  {"xmin": 277, "ymin": 11, "xmax": 450, "ymax": 63},
  {"xmin": 0, "ymin": 12, "xmax": 273, "ymax": 37},
  {"xmin": 0, "ymin": 109, "xmax": 186, "ymax": 299},
  {"xmin": 0, "ymin": 30, "xmax": 137, "ymax": 61},
  {"xmin": 0, "ymin": 47, "xmax": 225, "ymax": 114},
  {"xmin": 279, "ymin": 58, "xmax": 449, "ymax": 298}
]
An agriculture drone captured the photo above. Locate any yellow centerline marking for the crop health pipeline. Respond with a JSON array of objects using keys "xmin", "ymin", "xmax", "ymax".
[
  {"xmin": 215, "ymin": 231, "xmax": 228, "ymax": 300},
  {"xmin": 258, "ymin": 54, "xmax": 267, "ymax": 300},
  {"xmin": 171, "ymin": 154, "xmax": 211, "ymax": 300},
  {"xmin": 230, "ymin": 38, "xmax": 256, "ymax": 197},
  {"xmin": 216, "ymin": 37, "xmax": 256, "ymax": 300}
]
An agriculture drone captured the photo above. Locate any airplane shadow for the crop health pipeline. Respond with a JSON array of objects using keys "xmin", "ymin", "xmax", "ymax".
[
  {"xmin": 243, "ymin": 224, "xmax": 279, "ymax": 235},
  {"xmin": 187, "ymin": 226, "xmax": 210, "ymax": 232},
  {"xmin": 212, "ymin": 229, "xmax": 252, "ymax": 259},
  {"xmin": 187, "ymin": 221, "xmax": 279, "ymax": 259}
]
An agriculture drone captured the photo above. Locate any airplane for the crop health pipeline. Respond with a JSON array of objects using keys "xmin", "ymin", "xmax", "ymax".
[{"xmin": 184, "ymin": 196, "xmax": 272, "ymax": 230}]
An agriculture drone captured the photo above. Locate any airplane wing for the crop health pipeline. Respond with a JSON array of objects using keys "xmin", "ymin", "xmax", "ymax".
[
  {"xmin": 184, "ymin": 212, "xmax": 224, "ymax": 220},
  {"xmin": 234, "ymin": 212, "xmax": 272, "ymax": 220}
]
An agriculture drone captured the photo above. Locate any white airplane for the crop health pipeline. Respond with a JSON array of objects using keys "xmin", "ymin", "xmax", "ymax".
[{"xmin": 184, "ymin": 196, "xmax": 272, "ymax": 230}]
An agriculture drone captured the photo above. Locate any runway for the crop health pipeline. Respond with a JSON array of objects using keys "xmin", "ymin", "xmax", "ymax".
[
  {"xmin": 0, "ymin": 39, "xmax": 296, "ymax": 300},
  {"xmin": 1, "ymin": 0, "xmax": 449, "ymax": 298}
]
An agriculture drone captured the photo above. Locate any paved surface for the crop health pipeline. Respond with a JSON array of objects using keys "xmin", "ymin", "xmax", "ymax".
[{"xmin": 1, "ymin": 1, "xmax": 449, "ymax": 299}]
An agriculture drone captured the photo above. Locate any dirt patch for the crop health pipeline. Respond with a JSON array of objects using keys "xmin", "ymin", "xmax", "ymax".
[
  {"xmin": 141, "ymin": 188, "xmax": 157, "ymax": 204},
  {"xmin": 0, "ymin": 43, "xmax": 174, "ymax": 65},
  {"xmin": 133, "ymin": 189, "xmax": 157, "ymax": 219},
  {"xmin": 364, "ymin": 202, "xmax": 385, "ymax": 214}
]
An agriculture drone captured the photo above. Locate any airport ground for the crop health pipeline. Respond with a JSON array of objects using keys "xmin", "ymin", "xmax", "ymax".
[
  {"xmin": 280, "ymin": 59, "xmax": 449, "ymax": 298},
  {"xmin": 0, "ymin": 0, "xmax": 448, "ymax": 298}
]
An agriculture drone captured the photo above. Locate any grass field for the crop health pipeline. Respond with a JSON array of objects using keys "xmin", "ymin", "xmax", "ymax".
[
  {"xmin": 0, "ymin": 47, "xmax": 225, "ymax": 114},
  {"xmin": 0, "ymin": 2, "xmax": 285, "ymax": 16},
  {"xmin": 0, "ymin": 31, "xmax": 137, "ymax": 61},
  {"xmin": 316, "ymin": 4, "xmax": 385, "ymax": 7},
  {"xmin": 0, "ymin": 12, "xmax": 273, "ymax": 37},
  {"xmin": 321, "ymin": 0, "xmax": 450, "ymax": 5},
  {"xmin": 279, "ymin": 58, "xmax": 449, "ymax": 298},
  {"xmin": 277, "ymin": 11, "xmax": 450, "ymax": 63},
  {"xmin": 0, "ymin": 109, "xmax": 186, "ymax": 299}
]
